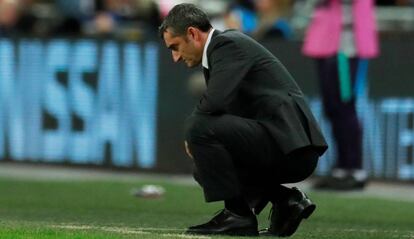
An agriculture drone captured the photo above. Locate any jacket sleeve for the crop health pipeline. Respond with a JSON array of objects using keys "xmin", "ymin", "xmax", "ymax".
[{"xmin": 196, "ymin": 38, "xmax": 253, "ymax": 114}]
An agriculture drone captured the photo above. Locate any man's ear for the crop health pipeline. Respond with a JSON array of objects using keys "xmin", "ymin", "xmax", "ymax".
[{"xmin": 187, "ymin": 27, "xmax": 199, "ymax": 41}]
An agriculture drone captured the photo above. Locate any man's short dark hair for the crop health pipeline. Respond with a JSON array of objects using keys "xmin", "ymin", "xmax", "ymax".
[{"xmin": 158, "ymin": 3, "xmax": 212, "ymax": 39}]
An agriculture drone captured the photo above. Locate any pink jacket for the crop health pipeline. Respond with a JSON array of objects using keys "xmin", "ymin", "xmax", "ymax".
[{"xmin": 302, "ymin": 0, "xmax": 379, "ymax": 58}]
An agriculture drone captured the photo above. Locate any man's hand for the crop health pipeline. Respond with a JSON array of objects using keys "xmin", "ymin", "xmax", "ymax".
[{"xmin": 184, "ymin": 141, "xmax": 194, "ymax": 159}]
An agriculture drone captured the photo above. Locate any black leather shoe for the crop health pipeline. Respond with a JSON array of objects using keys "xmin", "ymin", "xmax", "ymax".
[
  {"xmin": 186, "ymin": 209, "xmax": 258, "ymax": 236},
  {"xmin": 260, "ymin": 187, "xmax": 316, "ymax": 237}
]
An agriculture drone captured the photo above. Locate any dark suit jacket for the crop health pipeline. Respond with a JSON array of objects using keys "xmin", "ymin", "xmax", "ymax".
[{"xmin": 196, "ymin": 29, "xmax": 328, "ymax": 155}]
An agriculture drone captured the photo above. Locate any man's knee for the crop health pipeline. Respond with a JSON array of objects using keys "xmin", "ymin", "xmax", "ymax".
[
  {"xmin": 185, "ymin": 114, "xmax": 236, "ymax": 144},
  {"xmin": 185, "ymin": 114, "xmax": 216, "ymax": 143}
]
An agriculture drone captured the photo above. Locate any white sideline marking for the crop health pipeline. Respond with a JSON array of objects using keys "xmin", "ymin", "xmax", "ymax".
[
  {"xmin": 51, "ymin": 224, "xmax": 414, "ymax": 238},
  {"xmin": 161, "ymin": 234, "xmax": 211, "ymax": 239},
  {"xmin": 52, "ymin": 224, "xmax": 211, "ymax": 239},
  {"xmin": 38, "ymin": 224, "xmax": 414, "ymax": 239},
  {"xmin": 53, "ymin": 225, "xmax": 149, "ymax": 235},
  {"xmin": 320, "ymin": 227, "xmax": 414, "ymax": 238}
]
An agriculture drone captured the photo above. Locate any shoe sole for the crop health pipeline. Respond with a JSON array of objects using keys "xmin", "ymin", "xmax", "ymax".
[
  {"xmin": 279, "ymin": 199, "xmax": 316, "ymax": 237},
  {"xmin": 226, "ymin": 227, "xmax": 259, "ymax": 237},
  {"xmin": 186, "ymin": 227, "xmax": 259, "ymax": 237}
]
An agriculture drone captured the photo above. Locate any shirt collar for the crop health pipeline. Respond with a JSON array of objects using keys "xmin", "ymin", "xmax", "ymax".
[{"xmin": 202, "ymin": 29, "xmax": 215, "ymax": 69}]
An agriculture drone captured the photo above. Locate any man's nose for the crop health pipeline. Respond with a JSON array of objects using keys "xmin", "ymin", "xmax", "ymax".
[{"xmin": 172, "ymin": 51, "xmax": 181, "ymax": 62}]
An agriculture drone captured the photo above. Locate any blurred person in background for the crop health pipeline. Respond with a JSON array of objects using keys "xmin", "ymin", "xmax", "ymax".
[
  {"xmin": 224, "ymin": 0, "xmax": 293, "ymax": 40},
  {"xmin": 52, "ymin": 0, "xmax": 95, "ymax": 36},
  {"xmin": 159, "ymin": 3, "xmax": 327, "ymax": 237},
  {"xmin": 83, "ymin": 0, "xmax": 128, "ymax": 37},
  {"xmin": 0, "ymin": 0, "xmax": 47, "ymax": 36},
  {"xmin": 252, "ymin": 0, "xmax": 293, "ymax": 40},
  {"xmin": 18, "ymin": 0, "xmax": 60, "ymax": 36},
  {"xmin": 0, "ymin": 0, "xmax": 46, "ymax": 36},
  {"xmin": 224, "ymin": 0, "xmax": 257, "ymax": 35},
  {"xmin": 132, "ymin": 0, "xmax": 161, "ymax": 34},
  {"xmin": 0, "ymin": 0, "xmax": 20, "ymax": 36},
  {"xmin": 84, "ymin": 0, "xmax": 160, "ymax": 40},
  {"xmin": 302, "ymin": 0, "xmax": 379, "ymax": 190}
]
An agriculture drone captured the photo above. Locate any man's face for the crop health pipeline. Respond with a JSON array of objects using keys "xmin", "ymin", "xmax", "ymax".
[{"xmin": 163, "ymin": 28, "xmax": 203, "ymax": 68}]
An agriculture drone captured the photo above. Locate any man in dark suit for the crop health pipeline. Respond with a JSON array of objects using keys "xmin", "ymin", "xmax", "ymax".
[{"xmin": 159, "ymin": 3, "xmax": 328, "ymax": 237}]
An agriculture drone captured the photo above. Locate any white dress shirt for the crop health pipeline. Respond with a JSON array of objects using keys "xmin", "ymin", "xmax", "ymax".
[{"xmin": 202, "ymin": 29, "xmax": 215, "ymax": 69}]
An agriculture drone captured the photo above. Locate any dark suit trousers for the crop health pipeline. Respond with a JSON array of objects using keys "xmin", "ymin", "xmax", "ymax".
[
  {"xmin": 316, "ymin": 56, "xmax": 363, "ymax": 169},
  {"xmin": 185, "ymin": 113, "xmax": 319, "ymax": 206}
]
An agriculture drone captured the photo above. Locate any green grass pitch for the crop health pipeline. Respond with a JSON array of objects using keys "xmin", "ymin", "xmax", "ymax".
[{"xmin": 0, "ymin": 175, "xmax": 413, "ymax": 239}]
